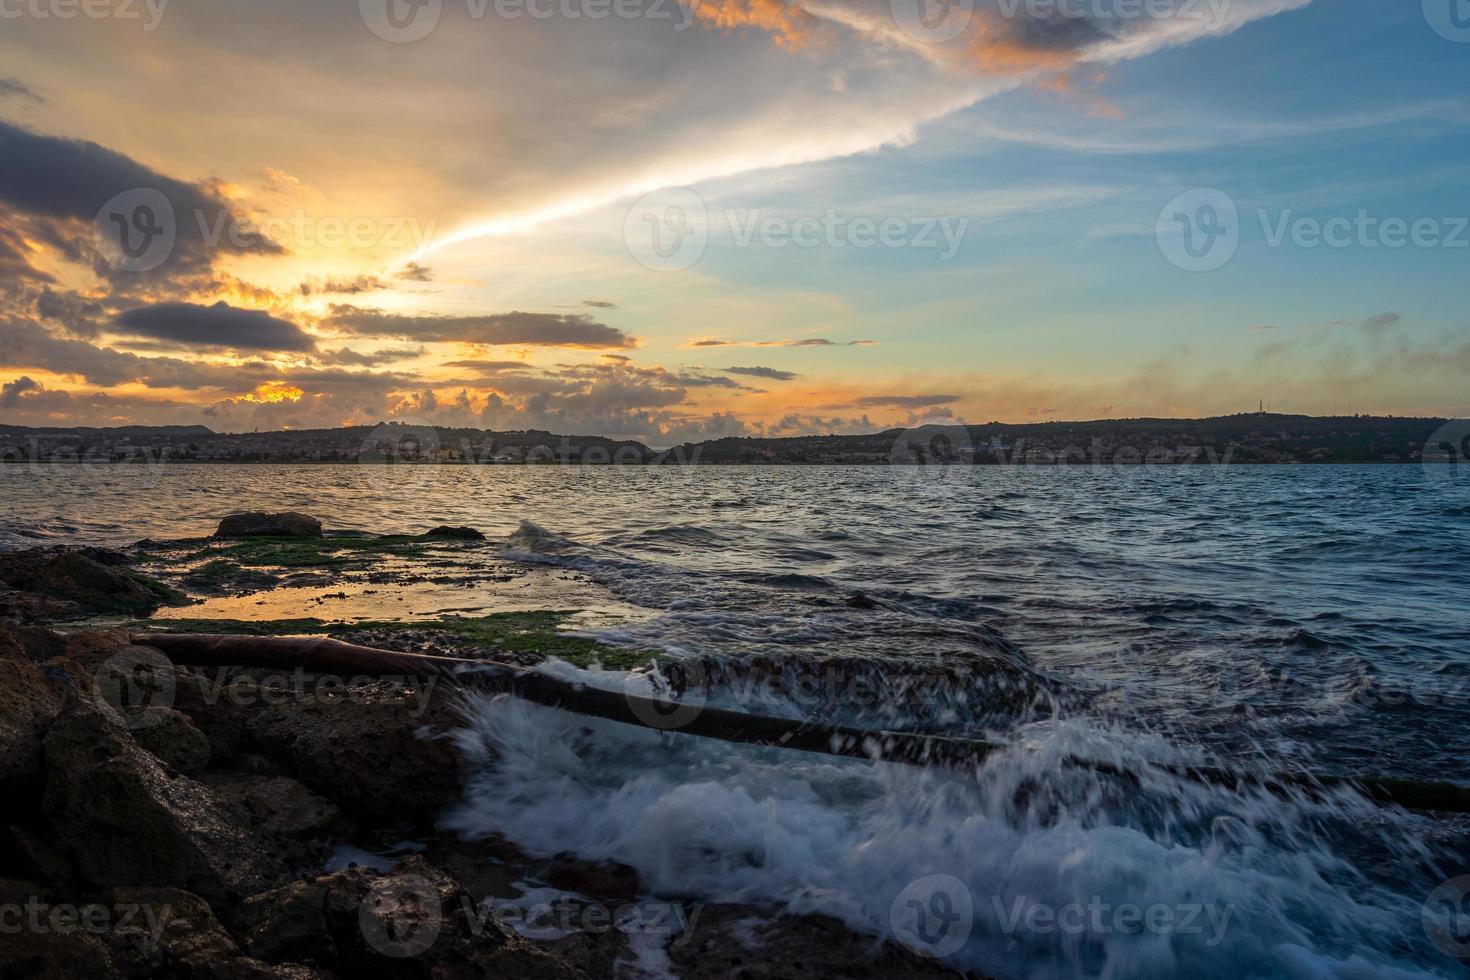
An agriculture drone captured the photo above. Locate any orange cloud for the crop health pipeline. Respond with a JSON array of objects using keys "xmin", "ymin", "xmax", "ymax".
[{"xmin": 689, "ymin": 0, "xmax": 819, "ymax": 47}]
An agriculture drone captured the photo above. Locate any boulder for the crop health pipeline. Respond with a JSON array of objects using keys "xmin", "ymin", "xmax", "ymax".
[
  {"xmin": 240, "ymin": 857, "xmax": 583, "ymax": 979},
  {"xmin": 203, "ymin": 773, "xmax": 341, "ymax": 840},
  {"xmin": 105, "ymin": 886, "xmax": 324, "ymax": 979},
  {"xmin": 215, "ymin": 513, "xmax": 324, "ymax": 539},
  {"xmin": 42, "ymin": 701, "xmax": 280, "ymax": 903},
  {"xmin": 132, "ymin": 708, "xmax": 213, "ymax": 775},
  {"xmin": 0, "ymin": 632, "xmax": 67, "ymax": 793},
  {"xmin": 243, "ymin": 678, "xmax": 464, "ymax": 819},
  {"xmin": 422, "ymin": 526, "xmax": 486, "ymax": 541}
]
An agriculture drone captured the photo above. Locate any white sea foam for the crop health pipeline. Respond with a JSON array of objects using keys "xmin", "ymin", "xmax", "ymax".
[{"xmin": 444, "ymin": 693, "xmax": 1453, "ymax": 980}]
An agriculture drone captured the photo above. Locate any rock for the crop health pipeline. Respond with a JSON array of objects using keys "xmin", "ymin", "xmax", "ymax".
[
  {"xmin": 241, "ymin": 856, "xmax": 587, "ymax": 979},
  {"xmin": 105, "ymin": 886, "xmax": 324, "ymax": 980},
  {"xmin": 844, "ymin": 592, "xmax": 879, "ymax": 610},
  {"xmin": 215, "ymin": 513, "xmax": 324, "ymax": 539},
  {"xmin": 243, "ymin": 678, "xmax": 464, "ymax": 819},
  {"xmin": 0, "ymin": 925, "xmax": 119, "ymax": 980},
  {"xmin": 42, "ymin": 701, "xmax": 280, "ymax": 903},
  {"xmin": 0, "ymin": 634, "xmax": 66, "ymax": 793},
  {"xmin": 1, "ymin": 824, "xmax": 75, "ymax": 889},
  {"xmin": 668, "ymin": 904, "xmax": 973, "ymax": 979},
  {"xmin": 239, "ymin": 878, "xmax": 333, "ymax": 963},
  {"xmin": 132, "ymin": 708, "xmax": 213, "ymax": 775},
  {"xmin": 542, "ymin": 855, "xmax": 640, "ymax": 906},
  {"xmin": 203, "ymin": 773, "xmax": 340, "ymax": 840},
  {"xmin": 422, "ymin": 526, "xmax": 486, "ymax": 541},
  {"xmin": 0, "ymin": 549, "xmax": 184, "ymax": 620}
]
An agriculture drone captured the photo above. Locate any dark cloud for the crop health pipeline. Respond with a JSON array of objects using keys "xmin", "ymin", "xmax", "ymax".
[
  {"xmin": 0, "ymin": 375, "xmax": 41, "ymax": 407},
  {"xmin": 851, "ymin": 394, "xmax": 961, "ymax": 408},
  {"xmin": 325, "ymin": 305, "xmax": 635, "ymax": 349},
  {"xmin": 691, "ymin": 339, "xmax": 733, "ymax": 347},
  {"xmin": 441, "ymin": 359, "xmax": 535, "ymax": 374},
  {"xmin": 0, "ymin": 77, "xmax": 42, "ymax": 103},
  {"xmin": 113, "ymin": 301, "xmax": 318, "ymax": 353},
  {"xmin": 318, "ymin": 346, "xmax": 425, "ymax": 367},
  {"xmin": 35, "ymin": 287, "xmax": 105, "ymax": 336},
  {"xmin": 0, "ymin": 223, "xmax": 53, "ymax": 283},
  {"xmin": 0, "ymin": 120, "xmax": 282, "ymax": 283},
  {"xmin": 582, "ymin": 299, "xmax": 618, "ymax": 309},
  {"xmin": 299, "ymin": 275, "xmax": 389, "ymax": 296},
  {"xmin": 395, "ymin": 262, "xmax": 433, "ymax": 282},
  {"xmin": 723, "ymin": 365, "xmax": 798, "ymax": 381}
]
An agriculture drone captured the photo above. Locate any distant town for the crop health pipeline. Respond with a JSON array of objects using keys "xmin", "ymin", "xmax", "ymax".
[{"xmin": 0, "ymin": 413, "xmax": 1461, "ymax": 466}]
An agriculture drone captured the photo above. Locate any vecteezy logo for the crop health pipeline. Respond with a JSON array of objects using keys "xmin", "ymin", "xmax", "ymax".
[
  {"xmin": 359, "ymin": 874, "xmax": 443, "ymax": 957},
  {"xmin": 356, "ymin": 419, "xmax": 442, "ymax": 492},
  {"xmin": 1423, "ymin": 0, "xmax": 1470, "ymax": 42},
  {"xmin": 1423, "ymin": 874, "xmax": 1470, "ymax": 957},
  {"xmin": 890, "ymin": 874, "xmax": 973, "ymax": 959},
  {"xmin": 1422, "ymin": 419, "xmax": 1470, "ymax": 495},
  {"xmin": 623, "ymin": 187, "xmax": 708, "ymax": 272},
  {"xmin": 95, "ymin": 646, "xmax": 177, "ymax": 729},
  {"xmin": 1156, "ymin": 188, "xmax": 1239, "ymax": 272},
  {"xmin": 360, "ymin": 0, "xmax": 442, "ymax": 42},
  {"xmin": 890, "ymin": 421, "xmax": 975, "ymax": 485},
  {"xmin": 93, "ymin": 188, "xmax": 176, "ymax": 273},
  {"xmin": 623, "ymin": 658, "xmax": 707, "ymax": 731},
  {"xmin": 890, "ymin": 0, "xmax": 973, "ymax": 43}
]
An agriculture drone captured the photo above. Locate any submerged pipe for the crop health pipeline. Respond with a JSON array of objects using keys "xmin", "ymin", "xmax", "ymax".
[{"xmin": 133, "ymin": 632, "xmax": 1470, "ymax": 814}]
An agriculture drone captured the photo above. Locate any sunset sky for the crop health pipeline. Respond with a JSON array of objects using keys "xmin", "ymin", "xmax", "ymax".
[{"xmin": 1, "ymin": 0, "xmax": 1467, "ymax": 443}]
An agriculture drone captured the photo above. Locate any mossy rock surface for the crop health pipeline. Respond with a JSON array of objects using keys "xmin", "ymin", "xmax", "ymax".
[{"xmin": 131, "ymin": 611, "xmax": 656, "ymax": 669}]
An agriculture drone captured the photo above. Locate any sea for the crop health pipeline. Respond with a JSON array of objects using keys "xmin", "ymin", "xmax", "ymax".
[{"xmin": 3, "ymin": 461, "xmax": 1469, "ymax": 979}]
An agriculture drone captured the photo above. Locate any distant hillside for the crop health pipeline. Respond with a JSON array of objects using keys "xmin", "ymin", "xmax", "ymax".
[
  {"xmin": 0, "ymin": 414, "xmax": 1456, "ymax": 464},
  {"xmin": 664, "ymin": 414, "xmax": 1454, "ymax": 464}
]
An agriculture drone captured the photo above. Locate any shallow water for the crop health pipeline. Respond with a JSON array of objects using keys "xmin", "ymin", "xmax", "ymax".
[{"xmin": 4, "ymin": 461, "xmax": 1469, "ymax": 977}]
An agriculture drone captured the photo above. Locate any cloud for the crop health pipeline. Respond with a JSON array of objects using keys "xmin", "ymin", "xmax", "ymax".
[
  {"xmin": 722, "ymin": 365, "xmax": 798, "ymax": 381},
  {"xmin": 1359, "ymin": 312, "xmax": 1403, "ymax": 340},
  {"xmin": 0, "ymin": 375, "xmax": 41, "ymax": 407},
  {"xmin": 0, "ymin": 120, "xmax": 282, "ymax": 283},
  {"xmin": 394, "ymin": 262, "xmax": 433, "ymax": 282},
  {"xmin": 324, "ymin": 305, "xmax": 635, "ymax": 348},
  {"xmin": 582, "ymin": 299, "xmax": 618, "ymax": 309},
  {"xmin": 0, "ymin": 77, "xmax": 41, "ymax": 102},
  {"xmin": 440, "ymin": 359, "xmax": 536, "ymax": 374},
  {"xmin": 851, "ymin": 394, "xmax": 961, "ymax": 408},
  {"xmin": 113, "ymin": 301, "xmax": 318, "ymax": 353},
  {"xmin": 689, "ymin": 337, "xmax": 874, "ymax": 348},
  {"xmin": 298, "ymin": 274, "xmax": 389, "ymax": 296},
  {"xmin": 318, "ymin": 346, "xmax": 426, "ymax": 367}
]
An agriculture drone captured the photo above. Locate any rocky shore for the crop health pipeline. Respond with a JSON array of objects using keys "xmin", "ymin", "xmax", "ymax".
[{"xmin": 0, "ymin": 518, "xmax": 976, "ymax": 979}]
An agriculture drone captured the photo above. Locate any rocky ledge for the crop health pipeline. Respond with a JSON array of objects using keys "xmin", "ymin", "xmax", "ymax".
[{"xmin": 0, "ymin": 584, "xmax": 976, "ymax": 978}]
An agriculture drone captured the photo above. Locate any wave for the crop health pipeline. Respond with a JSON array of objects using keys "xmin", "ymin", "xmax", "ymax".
[{"xmin": 445, "ymin": 695, "xmax": 1455, "ymax": 980}]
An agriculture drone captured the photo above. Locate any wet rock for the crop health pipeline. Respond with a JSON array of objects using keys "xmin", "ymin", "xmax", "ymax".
[
  {"xmin": 422, "ymin": 526, "xmax": 487, "ymax": 541},
  {"xmin": 844, "ymin": 592, "xmax": 879, "ymax": 610},
  {"xmin": 42, "ymin": 701, "xmax": 280, "ymax": 903},
  {"xmin": 215, "ymin": 513, "xmax": 324, "ymax": 539},
  {"xmin": 132, "ymin": 708, "xmax": 213, "ymax": 776},
  {"xmin": 542, "ymin": 854, "xmax": 640, "ymax": 906}
]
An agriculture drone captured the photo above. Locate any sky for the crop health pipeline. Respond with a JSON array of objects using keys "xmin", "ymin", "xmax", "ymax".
[{"xmin": 0, "ymin": 0, "xmax": 1467, "ymax": 443}]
